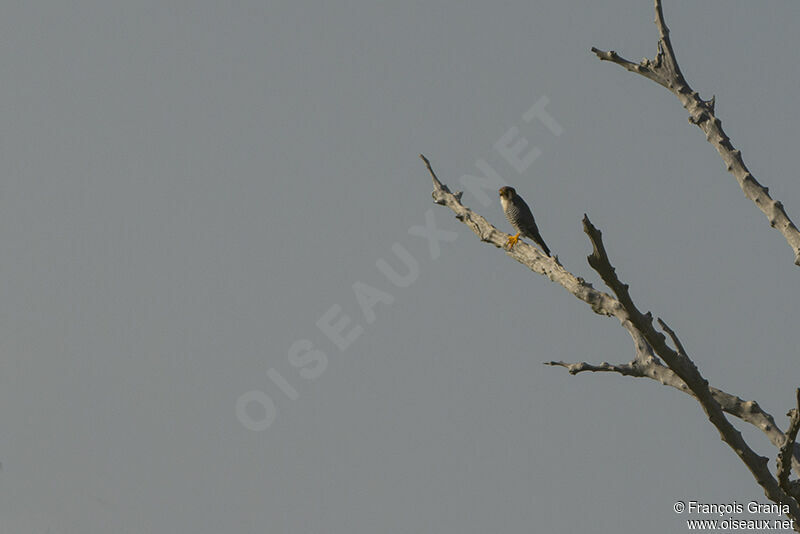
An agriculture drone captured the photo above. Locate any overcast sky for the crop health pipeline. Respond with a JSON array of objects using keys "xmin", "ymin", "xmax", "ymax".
[{"xmin": 1, "ymin": 1, "xmax": 799, "ymax": 532}]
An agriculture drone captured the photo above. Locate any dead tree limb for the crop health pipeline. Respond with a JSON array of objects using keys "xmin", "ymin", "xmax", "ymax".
[
  {"xmin": 583, "ymin": 216, "xmax": 800, "ymax": 526},
  {"xmin": 421, "ymin": 153, "xmax": 800, "ymax": 480},
  {"xmin": 778, "ymin": 389, "xmax": 800, "ymax": 505},
  {"xmin": 591, "ymin": 0, "xmax": 800, "ymax": 266},
  {"xmin": 419, "ymin": 0, "xmax": 800, "ymax": 527},
  {"xmin": 422, "ymin": 153, "xmax": 800, "ymax": 527}
]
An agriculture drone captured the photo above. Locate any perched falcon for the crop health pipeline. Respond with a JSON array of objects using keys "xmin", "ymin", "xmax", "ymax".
[{"xmin": 498, "ymin": 186, "xmax": 551, "ymax": 256}]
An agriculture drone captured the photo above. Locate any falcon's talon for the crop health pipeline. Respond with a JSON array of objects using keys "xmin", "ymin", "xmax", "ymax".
[{"xmin": 506, "ymin": 233, "xmax": 521, "ymax": 249}]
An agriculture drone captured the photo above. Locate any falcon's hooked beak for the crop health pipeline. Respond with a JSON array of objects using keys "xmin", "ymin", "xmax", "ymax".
[{"xmin": 498, "ymin": 186, "xmax": 515, "ymax": 199}]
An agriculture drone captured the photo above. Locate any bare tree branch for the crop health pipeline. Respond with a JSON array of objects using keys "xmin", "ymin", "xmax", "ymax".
[
  {"xmin": 656, "ymin": 318, "xmax": 686, "ymax": 356},
  {"xmin": 421, "ymin": 154, "xmax": 800, "ymax": 478},
  {"xmin": 550, "ymin": 353, "xmax": 800, "ymax": 475},
  {"xmin": 545, "ymin": 359, "xmax": 639, "ymax": 376},
  {"xmin": 778, "ymin": 389, "xmax": 800, "ymax": 504},
  {"xmin": 591, "ymin": 0, "xmax": 800, "ymax": 266},
  {"xmin": 421, "ymin": 0, "xmax": 800, "ymax": 526},
  {"xmin": 420, "ymin": 154, "xmax": 462, "ymax": 202},
  {"xmin": 583, "ymin": 215, "xmax": 800, "ymax": 527}
]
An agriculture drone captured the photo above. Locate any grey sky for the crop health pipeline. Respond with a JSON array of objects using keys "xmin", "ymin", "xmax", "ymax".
[{"xmin": 1, "ymin": 1, "xmax": 798, "ymax": 532}]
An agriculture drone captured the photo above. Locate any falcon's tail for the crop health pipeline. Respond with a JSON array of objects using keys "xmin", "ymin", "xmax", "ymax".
[{"xmin": 532, "ymin": 232, "xmax": 551, "ymax": 257}]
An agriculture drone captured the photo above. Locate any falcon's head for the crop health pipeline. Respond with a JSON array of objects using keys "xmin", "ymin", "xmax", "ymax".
[{"xmin": 498, "ymin": 186, "xmax": 517, "ymax": 200}]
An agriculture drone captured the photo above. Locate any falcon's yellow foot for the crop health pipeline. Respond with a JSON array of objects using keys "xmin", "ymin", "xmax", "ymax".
[{"xmin": 506, "ymin": 232, "xmax": 521, "ymax": 249}]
